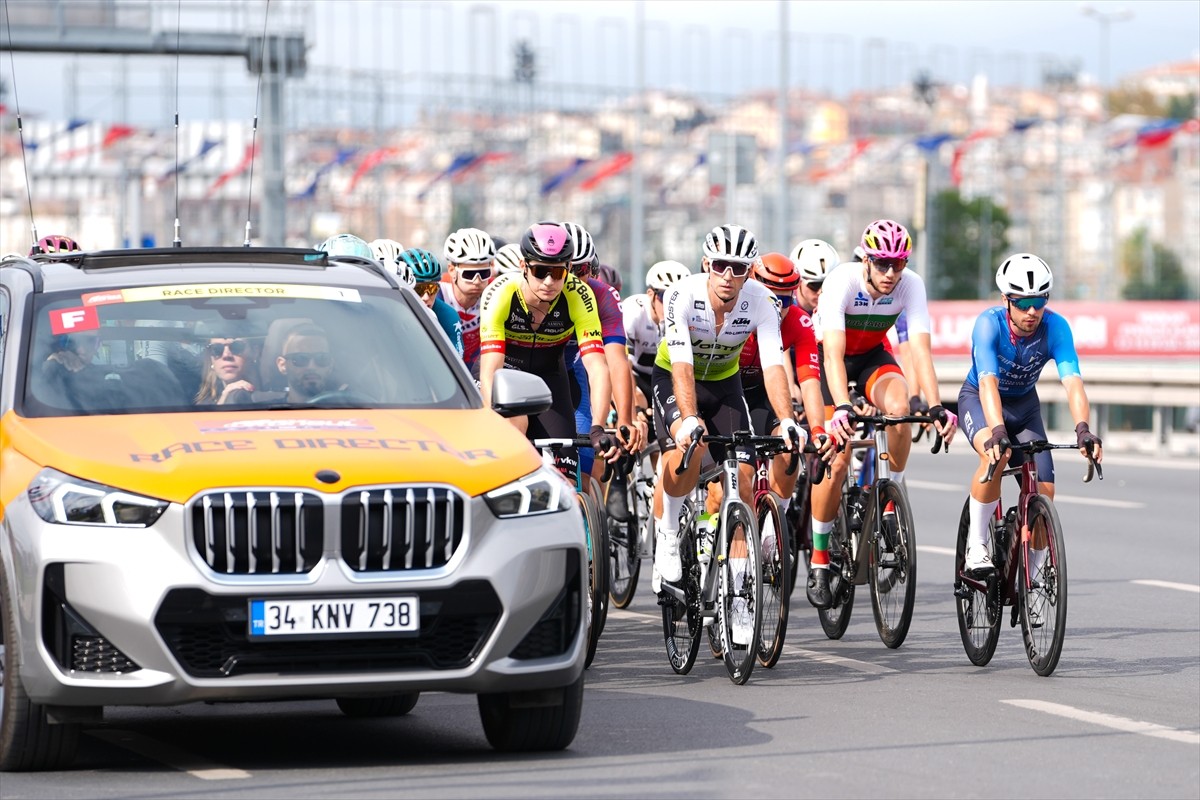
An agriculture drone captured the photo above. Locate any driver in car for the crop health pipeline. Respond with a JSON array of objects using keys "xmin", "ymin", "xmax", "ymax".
[{"xmin": 275, "ymin": 323, "xmax": 346, "ymax": 403}]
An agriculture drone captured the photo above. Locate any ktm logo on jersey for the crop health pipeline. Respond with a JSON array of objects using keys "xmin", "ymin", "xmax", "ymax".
[{"xmin": 730, "ymin": 317, "xmax": 751, "ymax": 326}]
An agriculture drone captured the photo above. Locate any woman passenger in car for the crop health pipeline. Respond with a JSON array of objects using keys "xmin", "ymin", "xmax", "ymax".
[{"xmin": 194, "ymin": 324, "xmax": 262, "ymax": 405}]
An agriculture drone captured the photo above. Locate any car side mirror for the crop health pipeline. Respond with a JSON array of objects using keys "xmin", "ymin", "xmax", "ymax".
[{"xmin": 491, "ymin": 370, "xmax": 553, "ymax": 418}]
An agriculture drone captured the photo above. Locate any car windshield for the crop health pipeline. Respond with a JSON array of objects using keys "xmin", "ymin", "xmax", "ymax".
[{"xmin": 25, "ymin": 281, "xmax": 473, "ymax": 416}]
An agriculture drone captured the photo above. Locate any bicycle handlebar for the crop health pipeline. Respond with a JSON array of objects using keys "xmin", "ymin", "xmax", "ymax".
[
  {"xmin": 531, "ymin": 433, "xmax": 618, "ymax": 483},
  {"xmin": 674, "ymin": 429, "xmax": 812, "ymax": 476},
  {"xmin": 844, "ymin": 412, "xmax": 947, "ymax": 454},
  {"xmin": 980, "ymin": 439, "xmax": 1103, "ymax": 484}
]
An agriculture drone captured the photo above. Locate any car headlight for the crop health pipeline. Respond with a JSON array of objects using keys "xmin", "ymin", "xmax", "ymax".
[
  {"xmin": 483, "ymin": 466, "xmax": 575, "ymax": 518},
  {"xmin": 28, "ymin": 468, "xmax": 168, "ymax": 527}
]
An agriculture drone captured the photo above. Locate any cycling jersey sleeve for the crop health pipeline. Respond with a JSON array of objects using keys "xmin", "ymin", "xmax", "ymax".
[
  {"xmin": 815, "ymin": 273, "xmax": 847, "ymax": 335},
  {"xmin": 478, "ymin": 272, "xmax": 517, "ymax": 355},
  {"xmin": 590, "ymin": 278, "xmax": 627, "ymax": 346},
  {"xmin": 1045, "ymin": 311, "xmax": 1082, "ymax": 380},
  {"xmin": 970, "ymin": 308, "xmax": 1003, "ymax": 379},
  {"xmin": 792, "ymin": 311, "xmax": 820, "ymax": 382},
  {"xmin": 661, "ymin": 280, "xmax": 695, "ymax": 367},
  {"xmin": 433, "ymin": 297, "xmax": 464, "ymax": 356},
  {"xmin": 564, "ymin": 275, "xmax": 605, "ymax": 357},
  {"xmin": 753, "ymin": 291, "xmax": 785, "ymax": 370},
  {"xmin": 898, "ymin": 274, "xmax": 931, "ymax": 335}
]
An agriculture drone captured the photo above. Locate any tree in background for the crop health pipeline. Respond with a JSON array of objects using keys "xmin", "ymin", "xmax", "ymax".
[
  {"xmin": 928, "ymin": 188, "xmax": 1010, "ymax": 300},
  {"xmin": 1120, "ymin": 227, "xmax": 1193, "ymax": 300}
]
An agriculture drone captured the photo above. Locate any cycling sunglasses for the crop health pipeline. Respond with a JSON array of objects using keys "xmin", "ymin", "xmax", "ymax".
[
  {"xmin": 709, "ymin": 258, "xmax": 752, "ymax": 278},
  {"xmin": 804, "ymin": 280, "xmax": 824, "ymax": 292},
  {"xmin": 527, "ymin": 263, "xmax": 568, "ymax": 282},
  {"xmin": 456, "ymin": 267, "xmax": 492, "ymax": 282},
  {"xmin": 285, "ymin": 352, "xmax": 333, "ymax": 368},
  {"xmin": 870, "ymin": 257, "xmax": 908, "ymax": 274},
  {"xmin": 1008, "ymin": 295, "xmax": 1049, "ymax": 311},
  {"xmin": 414, "ymin": 282, "xmax": 441, "ymax": 298},
  {"xmin": 206, "ymin": 339, "xmax": 251, "ymax": 358}
]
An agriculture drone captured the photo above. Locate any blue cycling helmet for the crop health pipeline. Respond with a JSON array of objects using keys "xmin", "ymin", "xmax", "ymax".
[
  {"xmin": 318, "ymin": 233, "xmax": 374, "ymax": 260},
  {"xmin": 399, "ymin": 248, "xmax": 442, "ymax": 282}
]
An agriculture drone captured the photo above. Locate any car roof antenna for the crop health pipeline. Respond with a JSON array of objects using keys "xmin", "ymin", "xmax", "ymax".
[
  {"xmin": 243, "ymin": 0, "xmax": 272, "ymax": 247},
  {"xmin": 171, "ymin": 0, "xmax": 183, "ymax": 247},
  {"xmin": 3, "ymin": 0, "xmax": 41, "ymax": 254}
]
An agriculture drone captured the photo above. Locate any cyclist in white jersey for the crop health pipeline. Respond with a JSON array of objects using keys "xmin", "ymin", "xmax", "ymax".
[
  {"xmin": 651, "ymin": 226, "xmax": 805, "ymax": 646},
  {"xmin": 439, "ymin": 227, "xmax": 496, "ymax": 378},
  {"xmin": 623, "ymin": 260, "xmax": 691, "ymax": 409},
  {"xmin": 805, "ymin": 219, "xmax": 957, "ymax": 607}
]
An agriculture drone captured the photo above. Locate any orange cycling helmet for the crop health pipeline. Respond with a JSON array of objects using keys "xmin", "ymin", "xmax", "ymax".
[{"xmin": 752, "ymin": 252, "xmax": 800, "ymax": 292}]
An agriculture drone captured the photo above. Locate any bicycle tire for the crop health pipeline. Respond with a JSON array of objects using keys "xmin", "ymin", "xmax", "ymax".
[
  {"xmin": 719, "ymin": 501, "xmax": 761, "ymax": 685},
  {"xmin": 954, "ymin": 499, "xmax": 1001, "ymax": 666},
  {"xmin": 580, "ymin": 492, "xmax": 608, "ymax": 668},
  {"xmin": 1019, "ymin": 495, "xmax": 1068, "ymax": 677},
  {"xmin": 816, "ymin": 505, "xmax": 855, "ymax": 639},
  {"xmin": 756, "ymin": 493, "xmax": 791, "ymax": 669},
  {"xmin": 867, "ymin": 480, "xmax": 917, "ymax": 649},
  {"xmin": 661, "ymin": 518, "xmax": 702, "ymax": 674},
  {"xmin": 786, "ymin": 465, "xmax": 812, "ymax": 596},
  {"xmin": 607, "ymin": 473, "xmax": 641, "ymax": 609}
]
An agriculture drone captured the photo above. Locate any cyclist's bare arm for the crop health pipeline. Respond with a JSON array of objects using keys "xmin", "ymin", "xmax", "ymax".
[
  {"xmin": 669, "ymin": 361, "xmax": 701, "ymax": 450},
  {"xmin": 821, "ymin": 329, "xmax": 852, "ymax": 407},
  {"xmin": 783, "ymin": 352, "xmax": 802, "ymax": 404},
  {"xmin": 1063, "ymin": 375, "xmax": 1101, "ymax": 463},
  {"xmin": 478, "ymin": 350, "xmax": 506, "ymax": 411},
  {"xmin": 605, "ymin": 342, "xmax": 642, "ymax": 452},
  {"xmin": 582, "ymin": 350, "xmax": 620, "ymax": 462},
  {"xmin": 763, "ymin": 364, "xmax": 796, "ymax": 432}
]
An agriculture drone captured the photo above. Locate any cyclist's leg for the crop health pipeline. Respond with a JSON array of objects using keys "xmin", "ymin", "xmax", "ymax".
[
  {"xmin": 651, "ymin": 366, "xmax": 700, "ymax": 586},
  {"xmin": 863, "ymin": 353, "xmax": 910, "ymax": 479},
  {"xmin": 570, "ymin": 357, "xmax": 597, "ymax": 480},
  {"xmin": 959, "ymin": 383, "xmax": 1010, "ymax": 571},
  {"xmin": 528, "ymin": 370, "xmax": 579, "ymax": 482},
  {"xmin": 1010, "ymin": 395, "xmax": 1055, "ymax": 573}
]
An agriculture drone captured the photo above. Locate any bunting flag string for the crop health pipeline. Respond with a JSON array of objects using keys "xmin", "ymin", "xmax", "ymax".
[
  {"xmin": 659, "ymin": 152, "xmax": 707, "ymax": 203},
  {"xmin": 57, "ymin": 124, "xmax": 137, "ymax": 161},
  {"xmin": 578, "ymin": 151, "xmax": 633, "ymax": 192},
  {"xmin": 205, "ymin": 143, "xmax": 259, "ymax": 197},
  {"xmin": 159, "ymin": 137, "xmax": 222, "ymax": 181},
  {"xmin": 25, "ymin": 118, "xmax": 88, "ymax": 151},
  {"xmin": 346, "ymin": 146, "xmax": 402, "ymax": 194},
  {"xmin": 450, "ymin": 151, "xmax": 511, "ymax": 182},
  {"xmin": 291, "ymin": 146, "xmax": 359, "ymax": 201},
  {"xmin": 541, "ymin": 157, "xmax": 591, "ymax": 195},
  {"xmin": 950, "ymin": 129, "xmax": 996, "ymax": 187},
  {"xmin": 416, "ymin": 152, "xmax": 481, "ymax": 200},
  {"xmin": 809, "ymin": 138, "xmax": 872, "ymax": 182}
]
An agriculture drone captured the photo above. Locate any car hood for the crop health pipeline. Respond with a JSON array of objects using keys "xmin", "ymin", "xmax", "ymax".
[{"xmin": 2, "ymin": 408, "xmax": 541, "ymax": 504}]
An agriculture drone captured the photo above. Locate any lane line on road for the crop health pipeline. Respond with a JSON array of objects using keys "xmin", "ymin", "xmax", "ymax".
[
  {"xmin": 88, "ymin": 730, "xmax": 251, "ymax": 779},
  {"xmin": 1001, "ymin": 700, "xmax": 1200, "ymax": 745},
  {"xmin": 905, "ymin": 479, "xmax": 1143, "ymax": 509},
  {"xmin": 917, "ymin": 545, "xmax": 956, "ymax": 556},
  {"xmin": 1131, "ymin": 579, "xmax": 1200, "ymax": 594}
]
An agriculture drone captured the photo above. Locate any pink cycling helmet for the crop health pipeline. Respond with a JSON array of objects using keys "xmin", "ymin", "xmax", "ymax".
[
  {"xmin": 33, "ymin": 235, "xmax": 81, "ymax": 255},
  {"xmin": 519, "ymin": 221, "xmax": 574, "ymax": 266},
  {"xmin": 860, "ymin": 219, "xmax": 912, "ymax": 260}
]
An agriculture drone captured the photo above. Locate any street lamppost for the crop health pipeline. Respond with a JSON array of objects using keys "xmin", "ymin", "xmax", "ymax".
[{"xmin": 1079, "ymin": 4, "xmax": 1134, "ymax": 91}]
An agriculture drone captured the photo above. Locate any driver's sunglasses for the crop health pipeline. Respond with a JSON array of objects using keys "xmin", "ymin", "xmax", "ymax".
[
  {"xmin": 870, "ymin": 257, "xmax": 908, "ymax": 274},
  {"xmin": 527, "ymin": 263, "xmax": 568, "ymax": 282},
  {"xmin": 285, "ymin": 352, "xmax": 333, "ymax": 368},
  {"xmin": 709, "ymin": 258, "xmax": 752, "ymax": 278},
  {"xmin": 456, "ymin": 266, "xmax": 492, "ymax": 282},
  {"xmin": 206, "ymin": 339, "xmax": 250, "ymax": 358},
  {"xmin": 1009, "ymin": 295, "xmax": 1049, "ymax": 312},
  {"xmin": 414, "ymin": 282, "xmax": 440, "ymax": 298}
]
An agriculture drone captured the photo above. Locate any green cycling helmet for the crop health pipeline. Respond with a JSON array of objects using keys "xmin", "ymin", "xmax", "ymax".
[
  {"xmin": 399, "ymin": 248, "xmax": 442, "ymax": 282},
  {"xmin": 318, "ymin": 233, "xmax": 374, "ymax": 260}
]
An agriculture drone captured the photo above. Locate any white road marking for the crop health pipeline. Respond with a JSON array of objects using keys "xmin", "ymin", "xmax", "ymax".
[
  {"xmin": 917, "ymin": 545, "xmax": 956, "ymax": 556},
  {"xmin": 904, "ymin": 479, "xmax": 1143, "ymax": 509},
  {"xmin": 89, "ymin": 730, "xmax": 251, "ymax": 779},
  {"xmin": 787, "ymin": 647, "xmax": 897, "ymax": 674},
  {"xmin": 1132, "ymin": 579, "xmax": 1200, "ymax": 594},
  {"xmin": 1002, "ymin": 699, "xmax": 1200, "ymax": 745}
]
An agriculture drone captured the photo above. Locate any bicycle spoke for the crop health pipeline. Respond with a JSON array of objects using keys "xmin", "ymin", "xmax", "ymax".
[
  {"xmin": 869, "ymin": 482, "xmax": 916, "ymax": 649},
  {"xmin": 1020, "ymin": 495, "xmax": 1068, "ymax": 676}
]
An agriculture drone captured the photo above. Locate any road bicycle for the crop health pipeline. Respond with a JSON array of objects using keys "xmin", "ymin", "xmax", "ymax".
[
  {"xmin": 817, "ymin": 411, "xmax": 943, "ymax": 648},
  {"xmin": 604, "ymin": 432, "xmax": 657, "ymax": 609},
  {"xmin": 953, "ymin": 438, "xmax": 1101, "ymax": 676},
  {"xmin": 531, "ymin": 434, "xmax": 616, "ymax": 669}
]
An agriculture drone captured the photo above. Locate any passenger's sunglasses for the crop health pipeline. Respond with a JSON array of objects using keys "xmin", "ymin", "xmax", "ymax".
[
  {"xmin": 206, "ymin": 339, "xmax": 251, "ymax": 358},
  {"xmin": 527, "ymin": 263, "xmax": 568, "ymax": 282},
  {"xmin": 285, "ymin": 352, "xmax": 333, "ymax": 368},
  {"xmin": 709, "ymin": 258, "xmax": 752, "ymax": 278},
  {"xmin": 414, "ymin": 282, "xmax": 440, "ymax": 298},
  {"xmin": 870, "ymin": 257, "xmax": 907, "ymax": 274},
  {"xmin": 1008, "ymin": 295, "xmax": 1049, "ymax": 311},
  {"xmin": 456, "ymin": 267, "xmax": 492, "ymax": 282}
]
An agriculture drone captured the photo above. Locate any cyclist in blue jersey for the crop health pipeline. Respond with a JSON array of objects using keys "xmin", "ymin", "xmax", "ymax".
[
  {"xmin": 399, "ymin": 248, "xmax": 465, "ymax": 358},
  {"xmin": 958, "ymin": 253, "xmax": 1103, "ymax": 573}
]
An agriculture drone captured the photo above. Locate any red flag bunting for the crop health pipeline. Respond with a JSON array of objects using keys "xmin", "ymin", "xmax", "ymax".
[
  {"xmin": 206, "ymin": 143, "xmax": 259, "ymax": 197},
  {"xmin": 579, "ymin": 152, "xmax": 634, "ymax": 192}
]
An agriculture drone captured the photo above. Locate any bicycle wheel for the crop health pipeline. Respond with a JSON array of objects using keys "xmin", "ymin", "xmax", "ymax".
[
  {"xmin": 756, "ymin": 493, "xmax": 791, "ymax": 669},
  {"xmin": 661, "ymin": 518, "xmax": 701, "ymax": 674},
  {"xmin": 1019, "ymin": 495, "xmax": 1068, "ymax": 677},
  {"xmin": 954, "ymin": 499, "xmax": 1001, "ymax": 666},
  {"xmin": 718, "ymin": 502, "xmax": 761, "ymax": 685},
  {"xmin": 607, "ymin": 473, "xmax": 641, "ymax": 609},
  {"xmin": 786, "ymin": 464, "xmax": 812, "ymax": 595},
  {"xmin": 580, "ymin": 493, "xmax": 608, "ymax": 668},
  {"xmin": 817, "ymin": 504, "xmax": 855, "ymax": 639},
  {"xmin": 867, "ymin": 480, "xmax": 917, "ymax": 649}
]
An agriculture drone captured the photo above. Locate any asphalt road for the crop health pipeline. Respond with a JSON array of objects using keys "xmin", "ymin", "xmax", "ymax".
[{"xmin": 4, "ymin": 448, "xmax": 1197, "ymax": 799}]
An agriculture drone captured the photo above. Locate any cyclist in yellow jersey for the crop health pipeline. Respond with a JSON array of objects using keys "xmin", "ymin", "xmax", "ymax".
[{"xmin": 478, "ymin": 222, "xmax": 620, "ymax": 479}]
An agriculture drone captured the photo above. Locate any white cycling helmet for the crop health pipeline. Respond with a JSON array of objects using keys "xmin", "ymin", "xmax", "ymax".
[
  {"xmin": 789, "ymin": 239, "xmax": 840, "ymax": 284},
  {"xmin": 369, "ymin": 238, "xmax": 405, "ymax": 265},
  {"xmin": 443, "ymin": 227, "xmax": 495, "ymax": 266},
  {"xmin": 646, "ymin": 260, "xmax": 691, "ymax": 292},
  {"xmin": 494, "ymin": 242, "xmax": 523, "ymax": 276},
  {"xmin": 560, "ymin": 221, "xmax": 597, "ymax": 265},
  {"xmin": 852, "ymin": 245, "xmax": 866, "ymax": 263},
  {"xmin": 702, "ymin": 223, "xmax": 758, "ymax": 263},
  {"xmin": 996, "ymin": 252, "xmax": 1053, "ymax": 297}
]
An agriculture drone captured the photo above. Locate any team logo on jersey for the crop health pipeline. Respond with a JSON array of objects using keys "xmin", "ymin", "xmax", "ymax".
[
  {"xmin": 730, "ymin": 317, "xmax": 751, "ymax": 326},
  {"xmin": 740, "ymin": 301, "xmax": 748, "ymax": 310},
  {"xmin": 693, "ymin": 300, "xmax": 705, "ymax": 310},
  {"xmin": 879, "ymin": 297, "xmax": 894, "ymax": 305},
  {"xmin": 853, "ymin": 292, "xmax": 870, "ymax": 307}
]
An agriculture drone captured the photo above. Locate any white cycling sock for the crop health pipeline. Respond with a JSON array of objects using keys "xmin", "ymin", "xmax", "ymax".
[
  {"xmin": 777, "ymin": 496, "xmax": 791, "ymax": 517},
  {"xmin": 890, "ymin": 468, "xmax": 906, "ymax": 486},
  {"xmin": 1028, "ymin": 547, "xmax": 1048, "ymax": 577},
  {"xmin": 968, "ymin": 497, "xmax": 999, "ymax": 549},
  {"xmin": 661, "ymin": 491, "xmax": 686, "ymax": 533},
  {"xmin": 730, "ymin": 556, "xmax": 748, "ymax": 586}
]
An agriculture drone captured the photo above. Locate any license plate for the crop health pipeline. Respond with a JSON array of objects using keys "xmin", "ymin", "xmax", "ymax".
[{"xmin": 249, "ymin": 596, "xmax": 419, "ymax": 637}]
